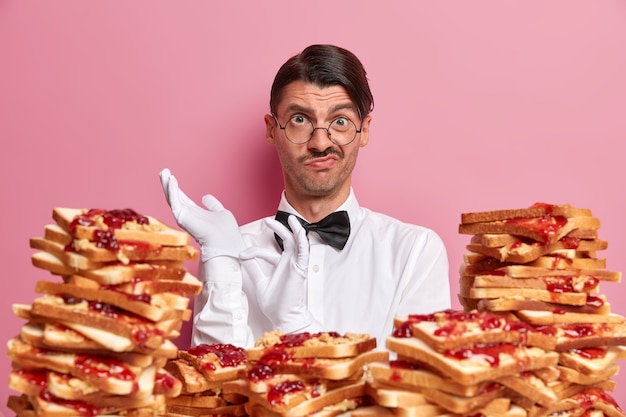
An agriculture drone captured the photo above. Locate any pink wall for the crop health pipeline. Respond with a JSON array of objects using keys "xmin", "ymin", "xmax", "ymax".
[{"xmin": 1, "ymin": 1, "xmax": 626, "ymax": 413}]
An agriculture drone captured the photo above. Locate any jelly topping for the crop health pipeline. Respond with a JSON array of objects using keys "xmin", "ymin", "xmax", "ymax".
[
  {"xmin": 443, "ymin": 343, "xmax": 517, "ymax": 367},
  {"xmin": 40, "ymin": 390, "xmax": 101, "ymax": 416},
  {"xmin": 267, "ymin": 380, "xmax": 307, "ymax": 405},
  {"xmin": 187, "ymin": 344, "xmax": 246, "ymax": 370},
  {"xmin": 571, "ymin": 347, "xmax": 607, "ymax": 360},
  {"xmin": 69, "ymin": 208, "xmax": 149, "ymax": 232},
  {"xmin": 75, "ymin": 356, "xmax": 135, "ymax": 381}
]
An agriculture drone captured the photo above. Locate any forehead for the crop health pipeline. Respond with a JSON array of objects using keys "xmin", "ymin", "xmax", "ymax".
[{"xmin": 276, "ymin": 81, "xmax": 356, "ymax": 115}]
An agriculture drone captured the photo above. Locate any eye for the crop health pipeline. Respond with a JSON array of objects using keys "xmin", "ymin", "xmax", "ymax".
[
  {"xmin": 289, "ymin": 114, "xmax": 310, "ymax": 126},
  {"xmin": 331, "ymin": 117, "xmax": 351, "ymax": 131}
]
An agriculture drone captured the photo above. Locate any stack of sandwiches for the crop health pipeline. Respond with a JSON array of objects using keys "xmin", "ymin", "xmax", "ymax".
[
  {"xmin": 456, "ymin": 203, "xmax": 625, "ymax": 415},
  {"xmin": 7, "ymin": 207, "xmax": 203, "ymax": 416},
  {"xmin": 162, "ymin": 343, "xmax": 249, "ymax": 416},
  {"xmin": 223, "ymin": 331, "xmax": 387, "ymax": 417}
]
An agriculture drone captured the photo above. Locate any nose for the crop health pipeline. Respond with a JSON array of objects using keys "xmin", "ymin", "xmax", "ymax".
[{"xmin": 307, "ymin": 127, "xmax": 334, "ymax": 151}]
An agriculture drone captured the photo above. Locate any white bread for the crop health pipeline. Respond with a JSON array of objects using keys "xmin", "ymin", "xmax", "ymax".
[
  {"xmin": 34, "ymin": 279, "xmax": 190, "ymax": 322},
  {"xmin": 178, "ymin": 343, "xmax": 248, "ymax": 382},
  {"xmin": 385, "ymin": 335, "xmax": 559, "ymax": 386},
  {"xmin": 558, "ymin": 346, "xmax": 626, "ymax": 374},
  {"xmin": 225, "ymin": 378, "xmax": 366, "ymax": 417},
  {"xmin": 248, "ymin": 331, "xmax": 377, "ymax": 360},
  {"xmin": 459, "ymin": 214, "xmax": 600, "ymax": 245},
  {"xmin": 44, "ymin": 224, "xmax": 198, "ymax": 264},
  {"xmin": 496, "ymin": 371, "xmax": 557, "ymax": 407},
  {"xmin": 467, "ymin": 237, "xmax": 608, "ymax": 264},
  {"xmin": 367, "ymin": 361, "xmax": 492, "ymax": 397},
  {"xmin": 163, "ymin": 358, "xmax": 224, "ymax": 394},
  {"xmin": 52, "ymin": 207, "xmax": 190, "ymax": 246},
  {"xmin": 28, "ymin": 295, "xmax": 180, "ymax": 351},
  {"xmin": 516, "ymin": 310, "xmax": 624, "ymax": 325},
  {"xmin": 460, "ymin": 203, "xmax": 592, "ymax": 224},
  {"xmin": 460, "ymin": 263, "xmax": 622, "ymax": 282},
  {"xmin": 249, "ymin": 350, "xmax": 387, "ymax": 381},
  {"xmin": 7, "ymin": 337, "xmax": 146, "ymax": 396},
  {"xmin": 473, "ymin": 295, "xmax": 611, "ymax": 315},
  {"xmin": 394, "ymin": 310, "xmax": 556, "ymax": 351},
  {"xmin": 553, "ymin": 322, "xmax": 626, "ymax": 351}
]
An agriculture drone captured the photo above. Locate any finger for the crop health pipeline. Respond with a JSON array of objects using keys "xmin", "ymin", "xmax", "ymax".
[
  {"xmin": 165, "ymin": 177, "xmax": 182, "ymax": 216},
  {"xmin": 263, "ymin": 218, "xmax": 297, "ymax": 250},
  {"xmin": 239, "ymin": 247, "xmax": 281, "ymax": 264},
  {"xmin": 159, "ymin": 168, "xmax": 173, "ymax": 204},
  {"xmin": 288, "ymin": 216, "xmax": 309, "ymax": 269},
  {"xmin": 202, "ymin": 194, "xmax": 225, "ymax": 212}
]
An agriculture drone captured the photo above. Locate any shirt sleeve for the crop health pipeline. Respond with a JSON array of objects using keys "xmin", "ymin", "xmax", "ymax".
[{"xmin": 190, "ymin": 256, "xmax": 254, "ymax": 348}]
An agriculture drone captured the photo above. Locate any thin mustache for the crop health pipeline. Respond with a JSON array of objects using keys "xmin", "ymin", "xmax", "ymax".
[{"xmin": 301, "ymin": 148, "xmax": 343, "ymax": 162}]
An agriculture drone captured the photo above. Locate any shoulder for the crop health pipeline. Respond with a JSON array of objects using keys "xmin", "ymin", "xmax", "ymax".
[{"xmin": 359, "ymin": 207, "xmax": 443, "ymax": 243}]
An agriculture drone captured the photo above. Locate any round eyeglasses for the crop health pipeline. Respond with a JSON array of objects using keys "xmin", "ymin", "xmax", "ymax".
[{"xmin": 273, "ymin": 114, "xmax": 362, "ymax": 146}]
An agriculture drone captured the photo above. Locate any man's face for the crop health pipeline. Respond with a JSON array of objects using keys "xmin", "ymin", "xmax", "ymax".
[{"xmin": 266, "ymin": 81, "xmax": 371, "ymax": 201}]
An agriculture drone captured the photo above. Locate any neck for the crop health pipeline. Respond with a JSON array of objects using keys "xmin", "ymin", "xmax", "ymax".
[{"xmin": 284, "ymin": 187, "xmax": 351, "ymax": 223}]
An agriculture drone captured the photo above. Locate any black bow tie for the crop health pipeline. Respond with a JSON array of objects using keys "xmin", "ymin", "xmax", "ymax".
[{"xmin": 274, "ymin": 210, "xmax": 350, "ymax": 251}]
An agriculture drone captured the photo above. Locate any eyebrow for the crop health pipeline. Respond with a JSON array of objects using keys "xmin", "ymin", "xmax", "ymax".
[{"xmin": 285, "ymin": 102, "xmax": 358, "ymax": 117}]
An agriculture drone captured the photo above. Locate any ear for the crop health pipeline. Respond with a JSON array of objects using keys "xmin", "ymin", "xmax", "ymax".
[
  {"xmin": 358, "ymin": 115, "xmax": 372, "ymax": 148},
  {"xmin": 265, "ymin": 114, "xmax": 277, "ymax": 144}
]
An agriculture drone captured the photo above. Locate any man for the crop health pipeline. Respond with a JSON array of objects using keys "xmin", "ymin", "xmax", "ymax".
[{"xmin": 160, "ymin": 44, "xmax": 451, "ymax": 348}]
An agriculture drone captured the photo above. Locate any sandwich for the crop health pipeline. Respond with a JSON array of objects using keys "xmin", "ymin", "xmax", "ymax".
[{"xmin": 8, "ymin": 207, "xmax": 201, "ymax": 416}]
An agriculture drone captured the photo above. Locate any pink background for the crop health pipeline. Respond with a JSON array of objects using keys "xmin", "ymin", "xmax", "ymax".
[{"xmin": 1, "ymin": 1, "xmax": 626, "ymax": 412}]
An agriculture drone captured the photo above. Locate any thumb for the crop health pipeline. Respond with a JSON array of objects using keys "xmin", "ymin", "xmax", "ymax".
[{"xmin": 201, "ymin": 194, "xmax": 225, "ymax": 212}]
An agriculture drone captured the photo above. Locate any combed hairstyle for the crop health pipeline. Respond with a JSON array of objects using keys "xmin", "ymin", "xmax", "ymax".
[{"xmin": 270, "ymin": 44, "xmax": 374, "ymax": 121}]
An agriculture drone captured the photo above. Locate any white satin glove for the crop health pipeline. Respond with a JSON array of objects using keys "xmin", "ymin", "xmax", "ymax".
[
  {"xmin": 159, "ymin": 168, "xmax": 245, "ymax": 262},
  {"xmin": 240, "ymin": 215, "xmax": 314, "ymax": 334}
]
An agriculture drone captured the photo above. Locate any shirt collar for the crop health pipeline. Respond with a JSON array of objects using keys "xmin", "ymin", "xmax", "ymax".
[{"xmin": 276, "ymin": 188, "xmax": 360, "ymax": 228}]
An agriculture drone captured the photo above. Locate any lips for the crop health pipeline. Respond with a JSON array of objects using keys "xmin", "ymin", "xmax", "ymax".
[{"xmin": 304, "ymin": 155, "xmax": 338, "ymax": 170}]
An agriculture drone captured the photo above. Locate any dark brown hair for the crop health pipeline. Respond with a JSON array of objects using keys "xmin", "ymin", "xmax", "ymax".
[{"xmin": 270, "ymin": 44, "xmax": 374, "ymax": 120}]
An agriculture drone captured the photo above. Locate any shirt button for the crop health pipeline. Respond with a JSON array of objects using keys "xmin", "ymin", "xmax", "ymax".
[
  {"xmin": 312, "ymin": 265, "xmax": 320, "ymax": 273},
  {"xmin": 235, "ymin": 312, "xmax": 243, "ymax": 320}
]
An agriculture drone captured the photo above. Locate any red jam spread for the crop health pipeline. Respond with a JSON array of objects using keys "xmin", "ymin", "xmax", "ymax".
[
  {"xmin": 504, "ymin": 203, "xmax": 567, "ymax": 244},
  {"xmin": 571, "ymin": 347, "xmax": 607, "ymax": 360},
  {"xmin": 277, "ymin": 331, "xmax": 341, "ymax": 347},
  {"xmin": 40, "ymin": 390, "xmax": 101, "ymax": 416},
  {"xmin": 545, "ymin": 276, "xmax": 598, "ymax": 293},
  {"xmin": 99, "ymin": 285, "xmax": 152, "ymax": 304},
  {"xmin": 443, "ymin": 343, "xmax": 517, "ymax": 367},
  {"xmin": 75, "ymin": 356, "xmax": 135, "ymax": 381},
  {"xmin": 187, "ymin": 344, "xmax": 246, "ymax": 371},
  {"xmin": 69, "ymin": 208, "xmax": 149, "ymax": 231},
  {"xmin": 267, "ymin": 380, "xmax": 308, "ymax": 405}
]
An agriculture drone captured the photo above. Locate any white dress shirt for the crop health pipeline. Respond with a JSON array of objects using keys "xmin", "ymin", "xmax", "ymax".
[{"xmin": 191, "ymin": 189, "xmax": 451, "ymax": 349}]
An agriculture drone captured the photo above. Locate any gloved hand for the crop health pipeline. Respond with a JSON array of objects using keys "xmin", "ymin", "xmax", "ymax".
[
  {"xmin": 159, "ymin": 168, "xmax": 245, "ymax": 262},
  {"xmin": 239, "ymin": 215, "xmax": 314, "ymax": 333}
]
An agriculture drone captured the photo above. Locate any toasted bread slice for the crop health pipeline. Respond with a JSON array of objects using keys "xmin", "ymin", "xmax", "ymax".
[
  {"xmin": 459, "ymin": 215, "xmax": 600, "ymax": 245},
  {"xmin": 53, "ymin": 207, "xmax": 190, "ymax": 246},
  {"xmin": 473, "ymin": 294, "xmax": 611, "ymax": 315},
  {"xmin": 224, "ymin": 378, "xmax": 366, "ymax": 417},
  {"xmin": 248, "ymin": 331, "xmax": 376, "ymax": 360},
  {"xmin": 367, "ymin": 361, "xmax": 491, "ymax": 397},
  {"xmin": 178, "ymin": 343, "xmax": 248, "ymax": 382},
  {"xmin": 28, "ymin": 294, "xmax": 180, "ymax": 350},
  {"xmin": 554, "ymin": 322, "xmax": 626, "ymax": 351},
  {"xmin": 467, "ymin": 237, "xmax": 608, "ymax": 264},
  {"xmin": 466, "ymin": 286, "xmax": 589, "ymax": 306},
  {"xmin": 248, "ymin": 350, "xmax": 387, "ymax": 381},
  {"xmin": 7, "ymin": 337, "xmax": 145, "ymax": 395},
  {"xmin": 460, "ymin": 262, "xmax": 622, "ymax": 282},
  {"xmin": 496, "ymin": 371, "xmax": 557, "ymax": 407},
  {"xmin": 516, "ymin": 310, "xmax": 624, "ymax": 325},
  {"xmin": 385, "ymin": 336, "xmax": 559, "ymax": 386},
  {"xmin": 34, "ymin": 279, "xmax": 189, "ymax": 322},
  {"xmin": 393, "ymin": 310, "xmax": 556, "ymax": 351},
  {"xmin": 460, "ymin": 203, "xmax": 592, "ymax": 224},
  {"xmin": 558, "ymin": 346, "xmax": 626, "ymax": 374},
  {"xmin": 163, "ymin": 358, "xmax": 223, "ymax": 394},
  {"xmin": 44, "ymin": 224, "xmax": 198, "ymax": 264}
]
